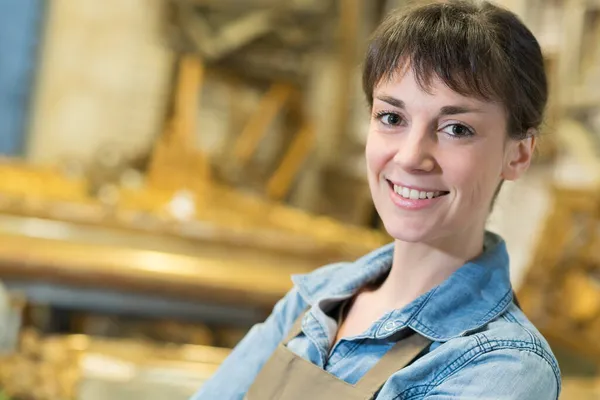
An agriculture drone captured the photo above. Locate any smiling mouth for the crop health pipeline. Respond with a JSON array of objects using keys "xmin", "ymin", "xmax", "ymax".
[{"xmin": 387, "ymin": 180, "xmax": 450, "ymax": 200}]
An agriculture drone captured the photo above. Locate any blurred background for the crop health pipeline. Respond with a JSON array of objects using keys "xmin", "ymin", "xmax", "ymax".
[{"xmin": 0, "ymin": 0, "xmax": 597, "ymax": 398}]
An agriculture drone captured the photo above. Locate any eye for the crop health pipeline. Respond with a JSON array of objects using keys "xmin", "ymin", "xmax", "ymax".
[
  {"xmin": 374, "ymin": 111, "xmax": 404, "ymax": 127},
  {"xmin": 440, "ymin": 123, "xmax": 475, "ymax": 138}
]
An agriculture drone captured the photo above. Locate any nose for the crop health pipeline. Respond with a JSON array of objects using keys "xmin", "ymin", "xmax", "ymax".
[{"xmin": 392, "ymin": 123, "xmax": 436, "ymax": 173}]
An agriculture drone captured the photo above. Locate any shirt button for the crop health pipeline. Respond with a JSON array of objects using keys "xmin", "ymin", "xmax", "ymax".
[{"xmin": 384, "ymin": 321, "xmax": 397, "ymax": 332}]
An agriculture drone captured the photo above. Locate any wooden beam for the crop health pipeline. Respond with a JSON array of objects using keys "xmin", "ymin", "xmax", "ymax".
[
  {"xmin": 328, "ymin": 0, "xmax": 360, "ymax": 163},
  {"xmin": 266, "ymin": 123, "xmax": 314, "ymax": 201},
  {"xmin": 559, "ymin": 0, "xmax": 587, "ymax": 93},
  {"xmin": 232, "ymin": 83, "xmax": 293, "ymax": 166},
  {"xmin": 172, "ymin": 54, "xmax": 204, "ymax": 146},
  {"xmin": 0, "ymin": 233, "xmax": 306, "ymax": 309}
]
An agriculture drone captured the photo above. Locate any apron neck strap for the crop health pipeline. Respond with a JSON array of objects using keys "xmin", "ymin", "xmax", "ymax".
[
  {"xmin": 355, "ymin": 332, "xmax": 432, "ymax": 394},
  {"xmin": 283, "ymin": 309, "xmax": 307, "ymax": 345}
]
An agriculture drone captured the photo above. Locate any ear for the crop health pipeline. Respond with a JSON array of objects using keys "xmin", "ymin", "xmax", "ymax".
[{"xmin": 501, "ymin": 129, "xmax": 536, "ymax": 181}]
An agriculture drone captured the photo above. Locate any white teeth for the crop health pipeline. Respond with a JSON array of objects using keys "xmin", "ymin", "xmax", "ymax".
[{"xmin": 393, "ymin": 185, "xmax": 442, "ymax": 200}]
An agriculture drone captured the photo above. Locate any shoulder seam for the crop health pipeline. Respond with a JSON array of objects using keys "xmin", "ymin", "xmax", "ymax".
[{"xmin": 502, "ymin": 310, "xmax": 561, "ymax": 385}]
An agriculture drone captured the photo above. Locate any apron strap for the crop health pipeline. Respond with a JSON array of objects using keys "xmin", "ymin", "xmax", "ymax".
[
  {"xmin": 355, "ymin": 332, "xmax": 432, "ymax": 394},
  {"xmin": 282, "ymin": 309, "xmax": 308, "ymax": 345}
]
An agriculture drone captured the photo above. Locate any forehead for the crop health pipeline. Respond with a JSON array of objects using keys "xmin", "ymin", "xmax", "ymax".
[{"xmin": 373, "ymin": 66, "xmax": 504, "ymax": 114}]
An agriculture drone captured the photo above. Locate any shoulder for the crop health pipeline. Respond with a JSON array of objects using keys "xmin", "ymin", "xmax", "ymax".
[
  {"xmin": 476, "ymin": 303, "xmax": 560, "ymax": 378},
  {"xmin": 381, "ymin": 304, "xmax": 561, "ymax": 399},
  {"xmin": 407, "ymin": 303, "xmax": 560, "ymax": 399},
  {"xmin": 292, "ymin": 243, "xmax": 395, "ymax": 303},
  {"xmin": 291, "ymin": 261, "xmax": 353, "ymax": 299},
  {"xmin": 449, "ymin": 303, "xmax": 559, "ymax": 385}
]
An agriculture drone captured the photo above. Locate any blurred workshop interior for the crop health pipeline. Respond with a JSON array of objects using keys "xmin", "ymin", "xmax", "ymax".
[{"xmin": 0, "ymin": 0, "xmax": 598, "ymax": 398}]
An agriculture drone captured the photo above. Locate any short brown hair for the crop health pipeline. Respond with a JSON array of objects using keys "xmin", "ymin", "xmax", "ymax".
[{"xmin": 363, "ymin": 0, "xmax": 548, "ymax": 139}]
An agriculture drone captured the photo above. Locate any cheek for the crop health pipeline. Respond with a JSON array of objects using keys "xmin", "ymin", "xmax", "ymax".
[
  {"xmin": 365, "ymin": 129, "xmax": 393, "ymax": 177},
  {"xmin": 441, "ymin": 147, "xmax": 502, "ymax": 199}
]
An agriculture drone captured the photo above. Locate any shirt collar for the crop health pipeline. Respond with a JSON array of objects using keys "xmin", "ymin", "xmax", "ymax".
[{"xmin": 291, "ymin": 231, "xmax": 514, "ymax": 342}]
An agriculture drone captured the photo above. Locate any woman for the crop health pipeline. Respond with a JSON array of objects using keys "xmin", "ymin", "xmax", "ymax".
[{"xmin": 192, "ymin": 0, "xmax": 561, "ymax": 398}]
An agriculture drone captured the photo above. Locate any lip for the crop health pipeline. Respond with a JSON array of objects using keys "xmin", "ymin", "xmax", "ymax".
[
  {"xmin": 385, "ymin": 179, "xmax": 447, "ymax": 194},
  {"xmin": 386, "ymin": 179, "xmax": 448, "ymax": 211}
]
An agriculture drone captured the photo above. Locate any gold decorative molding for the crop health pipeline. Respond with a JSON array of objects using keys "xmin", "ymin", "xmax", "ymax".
[{"xmin": 0, "ymin": 329, "xmax": 229, "ymax": 400}]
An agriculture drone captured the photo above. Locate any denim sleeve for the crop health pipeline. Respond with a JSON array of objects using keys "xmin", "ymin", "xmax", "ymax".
[
  {"xmin": 422, "ymin": 348, "xmax": 560, "ymax": 400},
  {"xmin": 189, "ymin": 287, "xmax": 306, "ymax": 400}
]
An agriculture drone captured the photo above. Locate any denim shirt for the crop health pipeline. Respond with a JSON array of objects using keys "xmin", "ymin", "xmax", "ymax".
[{"xmin": 192, "ymin": 232, "xmax": 561, "ymax": 399}]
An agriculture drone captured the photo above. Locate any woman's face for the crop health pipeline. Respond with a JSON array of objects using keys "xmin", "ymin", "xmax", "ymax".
[{"xmin": 366, "ymin": 67, "xmax": 534, "ymax": 244}]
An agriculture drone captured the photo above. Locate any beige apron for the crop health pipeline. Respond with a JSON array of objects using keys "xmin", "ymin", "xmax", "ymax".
[{"xmin": 246, "ymin": 311, "xmax": 432, "ymax": 400}]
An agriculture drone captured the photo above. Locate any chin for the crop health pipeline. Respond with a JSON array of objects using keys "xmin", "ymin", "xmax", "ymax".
[{"xmin": 380, "ymin": 216, "xmax": 435, "ymax": 243}]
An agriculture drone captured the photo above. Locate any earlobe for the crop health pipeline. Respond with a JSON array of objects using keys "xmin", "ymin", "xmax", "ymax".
[{"xmin": 501, "ymin": 133, "xmax": 536, "ymax": 181}]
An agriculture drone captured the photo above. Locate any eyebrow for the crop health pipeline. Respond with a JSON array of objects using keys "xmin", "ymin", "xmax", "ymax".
[
  {"xmin": 376, "ymin": 95, "xmax": 405, "ymax": 109},
  {"xmin": 375, "ymin": 95, "xmax": 485, "ymax": 115},
  {"xmin": 439, "ymin": 105, "xmax": 485, "ymax": 115}
]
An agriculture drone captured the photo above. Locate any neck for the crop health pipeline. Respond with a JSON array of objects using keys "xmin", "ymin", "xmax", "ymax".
[{"xmin": 377, "ymin": 227, "xmax": 486, "ymax": 310}]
